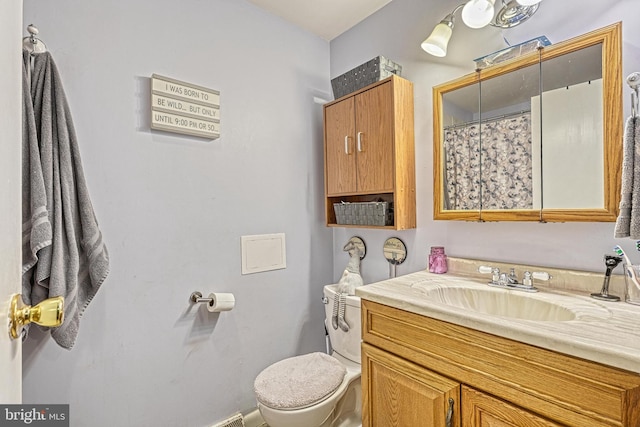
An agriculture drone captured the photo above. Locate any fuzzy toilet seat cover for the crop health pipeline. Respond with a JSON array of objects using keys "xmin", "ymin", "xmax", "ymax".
[{"xmin": 254, "ymin": 352, "xmax": 347, "ymax": 410}]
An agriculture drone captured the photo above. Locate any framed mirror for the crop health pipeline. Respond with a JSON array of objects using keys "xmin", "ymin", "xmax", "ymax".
[
  {"xmin": 433, "ymin": 23, "xmax": 622, "ymax": 222},
  {"xmin": 440, "ymin": 76, "xmax": 480, "ymax": 218}
]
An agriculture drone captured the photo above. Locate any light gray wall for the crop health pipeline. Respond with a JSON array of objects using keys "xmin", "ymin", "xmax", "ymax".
[
  {"xmin": 19, "ymin": 0, "xmax": 640, "ymax": 425},
  {"xmin": 21, "ymin": 0, "xmax": 332, "ymax": 426},
  {"xmin": 330, "ymin": 0, "xmax": 640, "ymax": 283}
]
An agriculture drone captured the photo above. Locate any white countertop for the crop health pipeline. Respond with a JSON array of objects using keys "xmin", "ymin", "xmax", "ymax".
[{"xmin": 356, "ymin": 266, "xmax": 640, "ymax": 374}]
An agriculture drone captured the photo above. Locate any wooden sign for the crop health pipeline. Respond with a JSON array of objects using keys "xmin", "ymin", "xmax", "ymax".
[{"xmin": 151, "ymin": 74, "xmax": 220, "ymax": 139}]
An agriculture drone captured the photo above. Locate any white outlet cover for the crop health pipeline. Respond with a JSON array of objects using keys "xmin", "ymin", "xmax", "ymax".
[{"xmin": 241, "ymin": 233, "xmax": 286, "ymax": 275}]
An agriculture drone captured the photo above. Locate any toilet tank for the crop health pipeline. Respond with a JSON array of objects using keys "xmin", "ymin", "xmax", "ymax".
[{"xmin": 323, "ymin": 284, "xmax": 361, "ymax": 364}]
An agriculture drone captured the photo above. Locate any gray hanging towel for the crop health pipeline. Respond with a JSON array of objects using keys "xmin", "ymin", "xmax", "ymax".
[
  {"xmin": 22, "ymin": 50, "xmax": 52, "ymax": 284},
  {"xmin": 615, "ymin": 115, "xmax": 640, "ymax": 238},
  {"xmin": 22, "ymin": 49, "xmax": 110, "ymax": 349}
]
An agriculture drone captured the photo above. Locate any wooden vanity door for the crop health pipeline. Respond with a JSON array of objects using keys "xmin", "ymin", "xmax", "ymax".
[
  {"xmin": 461, "ymin": 386, "xmax": 563, "ymax": 427},
  {"xmin": 362, "ymin": 343, "xmax": 460, "ymax": 427}
]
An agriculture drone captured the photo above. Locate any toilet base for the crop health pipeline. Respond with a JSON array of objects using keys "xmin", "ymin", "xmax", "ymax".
[
  {"xmin": 329, "ymin": 376, "xmax": 361, "ymax": 427},
  {"xmin": 257, "ymin": 371, "xmax": 361, "ymax": 427}
]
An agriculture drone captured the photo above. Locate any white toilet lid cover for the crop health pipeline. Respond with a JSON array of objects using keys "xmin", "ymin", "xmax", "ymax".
[{"xmin": 254, "ymin": 352, "xmax": 347, "ymax": 410}]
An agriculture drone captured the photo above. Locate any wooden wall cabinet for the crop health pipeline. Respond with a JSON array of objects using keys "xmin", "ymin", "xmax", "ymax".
[
  {"xmin": 361, "ymin": 300, "xmax": 640, "ymax": 427},
  {"xmin": 323, "ymin": 75, "xmax": 416, "ymax": 229}
]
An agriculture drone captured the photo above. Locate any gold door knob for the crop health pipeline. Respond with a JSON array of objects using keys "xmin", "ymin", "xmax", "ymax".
[{"xmin": 8, "ymin": 294, "xmax": 64, "ymax": 340}]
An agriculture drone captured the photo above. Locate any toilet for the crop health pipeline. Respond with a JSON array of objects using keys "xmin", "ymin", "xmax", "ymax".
[{"xmin": 254, "ymin": 284, "xmax": 362, "ymax": 427}]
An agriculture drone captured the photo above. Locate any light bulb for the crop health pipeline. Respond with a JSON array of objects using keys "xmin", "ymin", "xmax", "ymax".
[
  {"xmin": 461, "ymin": 0, "xmax": 496, "ymax": 29},
  {"xmin": 421, "ymin": 22, "xmax": 453, "ymax": 57},
  {"xmin": 516, "ymin": 0, "xmax": 542, "ymax": 5}
]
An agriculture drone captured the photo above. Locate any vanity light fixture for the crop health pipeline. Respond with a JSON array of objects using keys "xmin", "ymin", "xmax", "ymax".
[
  {"xmin": 514, "ymin": 0, "xmax": 542, "ymax": 5},
  {"xmin": 421, "ymin": 0, "xmax": 543, "ymax": 57},
  {"xmin": 461, "ymin": 0, "xmax": 496, "ymax": 29},
  {"xmin": 494, "ymin": 0, "xmax": 541, "ymax": 28},
  {"xmin": 420, "ymin": 6, "xmax": 461, "ymax": 57}
]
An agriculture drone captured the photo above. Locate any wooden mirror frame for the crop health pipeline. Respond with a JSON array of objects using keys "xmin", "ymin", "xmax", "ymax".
[{"xmin": 433, "ymin": 23, "xmax": 622, "ymax": 222}]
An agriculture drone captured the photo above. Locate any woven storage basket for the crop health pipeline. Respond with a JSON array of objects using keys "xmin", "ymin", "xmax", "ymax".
[
  {"xmin": 333, "ymin": 201, "xmax": 392, "ymax": 226},
  {"xmin": 331, "ymin": 56, "xmax": 402, "ymax": 99}
]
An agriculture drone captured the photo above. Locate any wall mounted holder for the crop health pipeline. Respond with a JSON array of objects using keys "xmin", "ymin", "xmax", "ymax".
[
  {"xmin": 190, "ymin": 291, "xmax": 235, "ymax": 313},
  {"xmin": 348, "ymin": 236, "xmax": 367, "ymax": 260},
  {"xmin": 383, "ymin": 237, "xmax": 407, "ymax": 278}
]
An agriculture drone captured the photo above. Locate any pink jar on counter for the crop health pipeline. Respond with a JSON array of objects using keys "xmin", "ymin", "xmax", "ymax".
[{"xmin": 428, "ymin": 246, "xmax": 448, "ymax": 274}]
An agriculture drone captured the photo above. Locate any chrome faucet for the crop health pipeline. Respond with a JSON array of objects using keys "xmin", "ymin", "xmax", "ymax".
[{"xmin": 478, "ymin": 266, "xmax": 551, "ymax": 293}]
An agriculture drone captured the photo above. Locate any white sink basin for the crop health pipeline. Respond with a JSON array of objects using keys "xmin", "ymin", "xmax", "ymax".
[
  {"xmin": 410, "ymin": 280, "xmax": 611, "ymax": 322},
  {"xmin": 418, "ymin": 286, "xmax": 576, "ymax": 321}
]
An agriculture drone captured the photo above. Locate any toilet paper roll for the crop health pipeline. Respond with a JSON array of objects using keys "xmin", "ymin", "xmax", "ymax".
[{"xmin": 206, "ymin": 293, "xmax": 235, "ymax": 313}]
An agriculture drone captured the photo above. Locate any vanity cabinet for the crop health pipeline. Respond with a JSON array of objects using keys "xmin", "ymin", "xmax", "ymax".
[
  {"xmin": 362, "ymin": 343, "xmax": 460, "ymax": 426},
  {"xmin": 361, "ymin": 300, "xmax": 640, "ymax": 427},
  {"xmin": 323, "ymin": 75, "xmax": 416, "ymax": 229},
  {"xmin": 461, "ymin": 386, "xmax": 562, "ymax": 427}
]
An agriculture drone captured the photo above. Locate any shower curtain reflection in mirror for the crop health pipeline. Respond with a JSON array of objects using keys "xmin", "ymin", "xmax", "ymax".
[{"xmin": 443, "ymin": 113, "xmax": 534, "ymax": 210}]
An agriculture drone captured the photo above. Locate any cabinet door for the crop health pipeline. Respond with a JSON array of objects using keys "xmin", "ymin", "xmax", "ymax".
[
  {"xmin": 355, "ymin": 82, "xmax": 394, "ymax": 193},
  {"xmin": 461, "ymin": 386, "xmax": 563, "ymax": 427},
  {"xmin": 325, "ymin": 96, "xmax": 357, "ymax": 195},
  {"xmin": 362, "ymin": 343, "xmax": 460, "ymax": 427}
]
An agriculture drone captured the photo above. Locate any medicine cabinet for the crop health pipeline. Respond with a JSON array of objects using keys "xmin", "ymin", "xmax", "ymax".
[{"xmin": 433, "ymin": 23, "xmax": 622, "ymax": 222}]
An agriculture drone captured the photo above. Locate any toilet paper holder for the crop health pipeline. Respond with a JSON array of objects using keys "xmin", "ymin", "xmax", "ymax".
[
  {"xmin": 189, "ymin": 291, "xmax": 236, "ymax": 313},
  {"xmin": 190, "ymin": 291, "xmax": 213, "ymax": 305}
]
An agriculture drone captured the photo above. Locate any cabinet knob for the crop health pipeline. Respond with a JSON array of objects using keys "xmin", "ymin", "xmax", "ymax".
[{"xmin": 357, "ymin": 132, "xmax": 364, "ymax": 152}]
